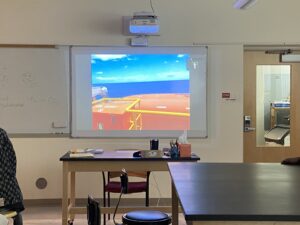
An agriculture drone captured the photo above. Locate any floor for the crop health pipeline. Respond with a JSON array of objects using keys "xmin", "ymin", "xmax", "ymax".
[
  {"xmin": 15, "ymin": 205, "xmax": 300, "ymax": 225},
  {"xmin": 18, "ymin": 205, "xmax": 187, "ymax": 225}
]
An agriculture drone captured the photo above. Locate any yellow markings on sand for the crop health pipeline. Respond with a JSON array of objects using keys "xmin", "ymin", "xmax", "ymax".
[{"xmin": 92, "ymin": 97, "xmax": 190, "ymax": 117}]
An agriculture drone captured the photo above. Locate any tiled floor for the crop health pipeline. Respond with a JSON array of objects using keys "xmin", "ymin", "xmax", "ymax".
[
  {"xmin": 19, "ymin": 205, "xmax": 187, "ymax": 225},
  {"xmin": 22, "ymin": 205, "xmax": 93, "ymax": 225}
]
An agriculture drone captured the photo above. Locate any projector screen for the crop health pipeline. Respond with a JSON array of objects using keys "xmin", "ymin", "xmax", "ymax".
[{"xmin": 71, "ymin": 46, "xmax": 207, "ymax": 138}]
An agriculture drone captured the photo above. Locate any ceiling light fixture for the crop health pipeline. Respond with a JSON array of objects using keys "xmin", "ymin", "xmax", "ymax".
[{"xmin": 233, "ymin": 0, "xmax": 258, "ymax": 9}]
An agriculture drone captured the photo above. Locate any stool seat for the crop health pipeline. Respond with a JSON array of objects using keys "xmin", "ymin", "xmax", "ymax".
[{"xmin": 123, "ymin": 210, "xmax": 171, "ymax": 225}]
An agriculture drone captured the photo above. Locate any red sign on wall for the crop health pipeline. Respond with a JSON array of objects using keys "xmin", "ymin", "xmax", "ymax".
[{"xmin": 222, "ymin": 92, "xmax": 230, "ymax": 98}]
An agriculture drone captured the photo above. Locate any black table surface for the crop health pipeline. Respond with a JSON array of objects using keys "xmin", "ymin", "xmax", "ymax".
[
  {"xmin": 60, "ymin": 150, "xmax": 200, "ymax": 162},
  {"xmin": 168, "ymin": 162, "xmax": 300, "ymax": 222}
]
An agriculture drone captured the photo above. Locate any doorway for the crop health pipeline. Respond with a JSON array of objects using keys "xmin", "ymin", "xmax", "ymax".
[{"xmin": 244, "ymin": 50, "xmax": 300, "ymax": 162}]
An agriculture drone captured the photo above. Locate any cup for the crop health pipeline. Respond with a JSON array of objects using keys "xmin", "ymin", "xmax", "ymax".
[
  {"xmin": 170, "ymin": 146, "xmax": 179, "ymax": 159},
  {"xmin": 150, "ymin": 139, "xmax": 159, "ymax": 150}
]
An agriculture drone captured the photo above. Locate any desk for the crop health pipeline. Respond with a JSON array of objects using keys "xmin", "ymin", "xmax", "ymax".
[
  {"xmin": 60, "ymin": 150, "xmax": 199, "ymax": 225},
  {"xmin": 169, "ymin": 162, "xmax": 300, "ymax": 225}
]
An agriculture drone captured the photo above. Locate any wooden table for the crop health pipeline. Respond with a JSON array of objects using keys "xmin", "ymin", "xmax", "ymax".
[
  {"xmin": 169, "ymin": 162, "xmax": 300, "ymax": 225},
  {"xmin": 60, "ymin": 150, "xmax": 199, "ymax": 225}
]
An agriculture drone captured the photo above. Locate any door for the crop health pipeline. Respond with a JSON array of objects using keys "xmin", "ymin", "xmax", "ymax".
[{"xmin": 244, "ymin": 51, "xmax": 300, "ymax": 162}]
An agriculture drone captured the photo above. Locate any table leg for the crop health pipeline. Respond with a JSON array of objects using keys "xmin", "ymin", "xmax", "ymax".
[
  {"xmin": 69, "ymin": 172, "xmax": 76, "ymax": 221},
  {"xmin": 62, "ymin": 162, "xmax": 69, "ymax": 225},
  {"xmin": 172, "ymin": 181, "xmax": 179, "ymax": 225}
]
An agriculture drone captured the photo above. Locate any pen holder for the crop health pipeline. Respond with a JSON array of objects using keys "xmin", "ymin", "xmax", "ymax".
[
  {"xmin": 178, "ymin": 143, "xmax": 191, "ymax": 157},
  {"xmin": 170, "ymin": 146, "xmax": 179, "ymax": 159}
]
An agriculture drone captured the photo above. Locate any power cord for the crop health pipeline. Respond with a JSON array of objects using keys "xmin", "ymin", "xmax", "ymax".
[
  {"xmin": 113, "ymin": 169, "xmax": 128, "ymax": 225},
  {"xmin": 150, "ymin": 0, "xmax": 155, "ymax": 13},
  {"xmin": 152, "ymin": 172, "xmax": 162, "ymax": 207},
  {"xmin": 113, "ymin": 188, "xmax": 124, "ymax": 225}
]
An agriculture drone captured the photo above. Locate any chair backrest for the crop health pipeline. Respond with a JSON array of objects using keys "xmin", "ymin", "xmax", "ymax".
[
  {"xmin": 87, "ymin": 195, "xmax": 100, "ymax": 225},
  {"xmin": 108, "ymin": 171, "xmax": 149, "ymax": 179}
]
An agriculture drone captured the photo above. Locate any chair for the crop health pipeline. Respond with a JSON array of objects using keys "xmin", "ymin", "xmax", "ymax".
[
  {"xmin": 89, "ymin": 170, "xmax": 171, "ymax": 225},
  {"xmin": 102, "ymin": 171, "xmax": 150, "ymax": 224},
  {"xmin": 87, "ymin": 195, "xmax": 100, "ymax": 225},
  {"xmin": 119, "ymin": 170, "xmax": 171, "ymax": 225}
]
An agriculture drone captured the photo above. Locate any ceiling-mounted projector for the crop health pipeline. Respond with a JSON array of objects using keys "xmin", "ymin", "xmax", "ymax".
[
  {"xmin": 129, "ymin": 12, "xmax": 159, "ymax": 35},
  {"xmin": 233, "ymin": 0, "xmax": 257, "ymax": 9}
]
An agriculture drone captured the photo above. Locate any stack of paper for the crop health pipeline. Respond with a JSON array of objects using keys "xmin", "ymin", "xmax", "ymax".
[
  {"xmin": 69, "ymin": 148, "xmax": 103, "ymax": 158},
  {"xmin": 85, "ymin": 148, "xmax": 104, "ymax": 154},
  {"xmin": 69, "ymin": 152, "xmax": 94, "ymax": 158},
  {"xmin": 70, "ymin": 149, "xmax": 94, "ymax": 158}
]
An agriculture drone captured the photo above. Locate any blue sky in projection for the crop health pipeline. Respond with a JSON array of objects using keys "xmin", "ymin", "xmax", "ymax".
[{"xmin": 91, "ymin": 54, "xmax": 189, "ymax": 84}]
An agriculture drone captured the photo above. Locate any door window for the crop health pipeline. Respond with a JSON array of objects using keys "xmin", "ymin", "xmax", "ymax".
[{"xmin": 256, "ymin": 65, "xmax": 290, "ymax": 147}]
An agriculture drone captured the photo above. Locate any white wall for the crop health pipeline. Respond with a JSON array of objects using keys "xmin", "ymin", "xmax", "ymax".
[
  {"xmin": 1, "ymin": 0, "xmax": 300, "ymax": 45},
  {"xmin": 2, "ymin": 0, "xmax": 297, "ymax": 199},
  {"xmin": 11, "ymin": 44, "xmax": 243, "ymax": 199}
]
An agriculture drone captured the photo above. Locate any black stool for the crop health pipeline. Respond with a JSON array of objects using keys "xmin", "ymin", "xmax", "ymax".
[{"xmin": 123, "ymin": 210, "xmax": 171, "ymax": 225}]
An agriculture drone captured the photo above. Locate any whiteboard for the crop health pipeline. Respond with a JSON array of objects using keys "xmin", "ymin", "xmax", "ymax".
[
  {"xmin": 0, "ymin": 46, "xmax": 69, "ymax": 134},
  {"xmin": 71, "ymin": 46, "xmax": 207, "ymax": 138}
]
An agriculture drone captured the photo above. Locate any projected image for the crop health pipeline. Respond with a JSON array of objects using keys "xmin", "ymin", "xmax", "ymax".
[{"xmin": 91, "ymin": 54, "xmax": 190, "ymax": 130}]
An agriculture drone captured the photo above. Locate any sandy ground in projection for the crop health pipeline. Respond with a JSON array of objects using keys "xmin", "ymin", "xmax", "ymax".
[{"xmin": 92, "ymin": 93, "xmax": 190, "ymax": 130}]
